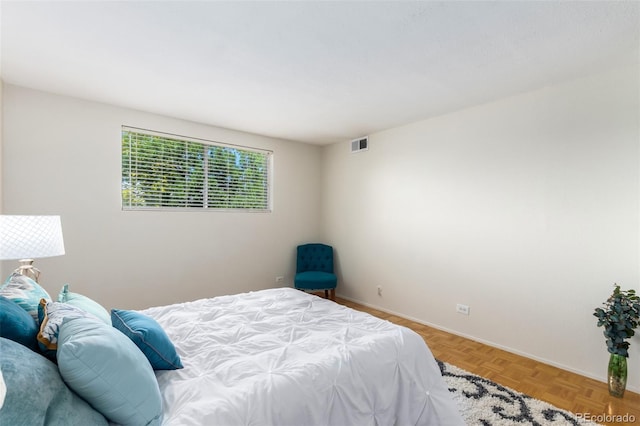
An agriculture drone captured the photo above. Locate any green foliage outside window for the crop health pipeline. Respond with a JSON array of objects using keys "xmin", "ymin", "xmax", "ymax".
[{"xmin": 122, "ymin": 129, "xmax": 271, "ymax": 210}]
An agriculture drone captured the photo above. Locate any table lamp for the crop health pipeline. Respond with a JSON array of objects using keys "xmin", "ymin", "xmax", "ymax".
[{"xmin": 0, "ymin": 215, "xmax": 65, "ymax": 283}]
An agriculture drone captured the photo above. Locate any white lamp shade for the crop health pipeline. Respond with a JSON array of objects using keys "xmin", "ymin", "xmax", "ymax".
[{"xmin": 0, "ymin": 215, "xmax": 65, "ymax": 260}]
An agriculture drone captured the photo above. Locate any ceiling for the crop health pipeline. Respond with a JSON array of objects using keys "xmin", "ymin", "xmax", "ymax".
[{"xmin": 1, "ymin": 1, "xmax": 638, "ymax": 145}]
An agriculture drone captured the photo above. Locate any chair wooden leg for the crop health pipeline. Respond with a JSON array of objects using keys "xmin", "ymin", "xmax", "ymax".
[
  {"xmin": 329, "ymin": 289, "xmax": 335, "ymax": 301},
  {"xmin": 324, "ymin": 289, "xmax": 329, "ymax": 298}
]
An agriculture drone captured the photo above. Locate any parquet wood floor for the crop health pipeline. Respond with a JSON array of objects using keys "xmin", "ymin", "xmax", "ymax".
[{"xmin": 335, "ymin": 296, "xmax": 640, "ymax": 426}]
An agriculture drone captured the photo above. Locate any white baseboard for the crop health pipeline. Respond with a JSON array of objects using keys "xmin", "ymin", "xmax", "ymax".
[{"xmin": 336, "ymin": 293, "xmax": 639, "ymax": 394}]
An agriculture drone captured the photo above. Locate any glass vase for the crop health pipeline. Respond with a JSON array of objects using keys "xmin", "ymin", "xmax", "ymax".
[{"xmin": 608, "ymin": 353, "xmax": 627, "ymax": 398}]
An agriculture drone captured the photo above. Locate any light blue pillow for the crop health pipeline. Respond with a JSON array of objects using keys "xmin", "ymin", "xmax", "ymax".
[
  {"xmin": 57, "ymin": 316, "xmax": 162, "ymax": 426},
  {"xmin": 0, "ymin": 295, "xmax": 38, "ymax": 350},
  {"xmin": 0, "ymin": 337, "xmax": 107, "ymax": 425},
  {"xmin": 0, "ymin": 273, "xmax": 51, "ymax": 323},
  {"xmin": 37, "ymin": 299, "xmax": 98, "ymax": 359},
  {"xmin": 57, "ymin": 284, "xmax": 111, "ymax": 324},
  {"xmin": 111, "ymin": 309, "xmax": 183, "ymax": 370}
]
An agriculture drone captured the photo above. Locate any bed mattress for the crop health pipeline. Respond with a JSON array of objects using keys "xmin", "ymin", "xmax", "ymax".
[{"xmin": 142, "ymin": 287, "xmax": 463, "ymax": 425}]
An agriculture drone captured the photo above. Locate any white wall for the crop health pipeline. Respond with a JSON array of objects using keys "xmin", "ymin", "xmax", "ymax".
[
  {"xmin": 2, "ymin": 85, "xmax": 322, "ymax": 309},
  {"xmin": 322, "ymin": 65, "xmax": 640, "ymax": 391}
]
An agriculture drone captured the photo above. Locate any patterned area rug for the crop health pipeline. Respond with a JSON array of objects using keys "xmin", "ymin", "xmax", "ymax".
[{"xmin": 438, "ymin": 361, "xmax": 601, "ymax": 426}]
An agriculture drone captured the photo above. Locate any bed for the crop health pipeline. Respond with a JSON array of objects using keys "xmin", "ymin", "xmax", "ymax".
[
  {"xmin": 143, "ymin": 288, "xmax": 463, "ymax": 425},
  {"xmin": 0, "ymin": 274, "xmax": 463, "ymax": 425}
]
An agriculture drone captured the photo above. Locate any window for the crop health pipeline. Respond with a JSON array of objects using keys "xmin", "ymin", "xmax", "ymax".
[{"xmin": 122, "ymin": 127, "xmax": 272, "ymax": 211}]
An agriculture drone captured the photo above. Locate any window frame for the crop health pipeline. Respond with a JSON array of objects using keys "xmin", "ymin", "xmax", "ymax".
[{"xmin": 121, "ymin": 126, "xmax": 273, "ymax": 212}]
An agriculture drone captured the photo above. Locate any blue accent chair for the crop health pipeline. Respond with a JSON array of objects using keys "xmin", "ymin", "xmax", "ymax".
[{"xmin": 294, "ymin": 243, "xmax": 337, "ymax": 300}]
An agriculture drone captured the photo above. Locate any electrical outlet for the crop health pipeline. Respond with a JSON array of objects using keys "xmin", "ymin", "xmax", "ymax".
[
  {"xmin": 275, "ymin": 276, "xmax": 284, "ymax": 283},
  {"xmin": 456, "ymin": 304, "xmax": 470, "ymax": 315},
  {"xmin": 377, "ymin": 285, "xmax": 382, "ymax": 296}
]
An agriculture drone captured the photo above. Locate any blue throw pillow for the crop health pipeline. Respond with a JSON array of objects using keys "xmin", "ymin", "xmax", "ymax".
[
  {"xmin": 57, "ymin": 284, "xmax": 111, "ymax": 324},
  {"xmin": 111, "ymin": 309, "xmax": 183, "ymax": 370},
  {"xmin": 0, "ymin": 337, "xmax": 107, "ymax": 425},
  {"xmin": 0, "ymin": 295, "xmax": 38, "ymax": 350},
  {"xmin": 0, "ymin": 273, "xmax": 51, "ymax": 323},
  {"xmin": 57, "ymin": 317, "xmax": 162, "ymax": 426}
]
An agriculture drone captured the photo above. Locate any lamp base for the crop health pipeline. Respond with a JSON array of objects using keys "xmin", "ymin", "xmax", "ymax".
[{"xmin": 14, "ymin": 259, "xmax": 41, "ymax": 283}]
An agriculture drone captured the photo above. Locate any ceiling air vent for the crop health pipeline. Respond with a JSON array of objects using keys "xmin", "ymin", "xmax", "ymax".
[{"xmin": 350, "ymin": 136, "xmax": 369, "ymax": 153}]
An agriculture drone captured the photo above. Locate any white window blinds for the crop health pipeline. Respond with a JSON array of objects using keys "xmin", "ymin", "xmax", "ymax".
[{"xmin": 122, "ymin": 127, "xmax": 272, "ymax": 211}]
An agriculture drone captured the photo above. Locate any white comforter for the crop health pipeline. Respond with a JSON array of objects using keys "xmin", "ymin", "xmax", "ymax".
[{"xmin": 143, "ymin": 288, "xmax": 463, "ymax": 426}]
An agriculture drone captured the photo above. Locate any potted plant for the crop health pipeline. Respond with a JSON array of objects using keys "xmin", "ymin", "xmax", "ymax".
[{"xmin": 593, "ymin": 284, "xmax": 640, "ymax": 397}]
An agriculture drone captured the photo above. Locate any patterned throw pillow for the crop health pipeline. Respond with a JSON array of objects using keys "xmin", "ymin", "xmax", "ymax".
[
  {"xmin": 37, "ymin": 299, "xmax": 98, "ymax": 359},
  {"xmin": 0, "ymin": 273, "xmax": 51, "ymax": 323}
]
